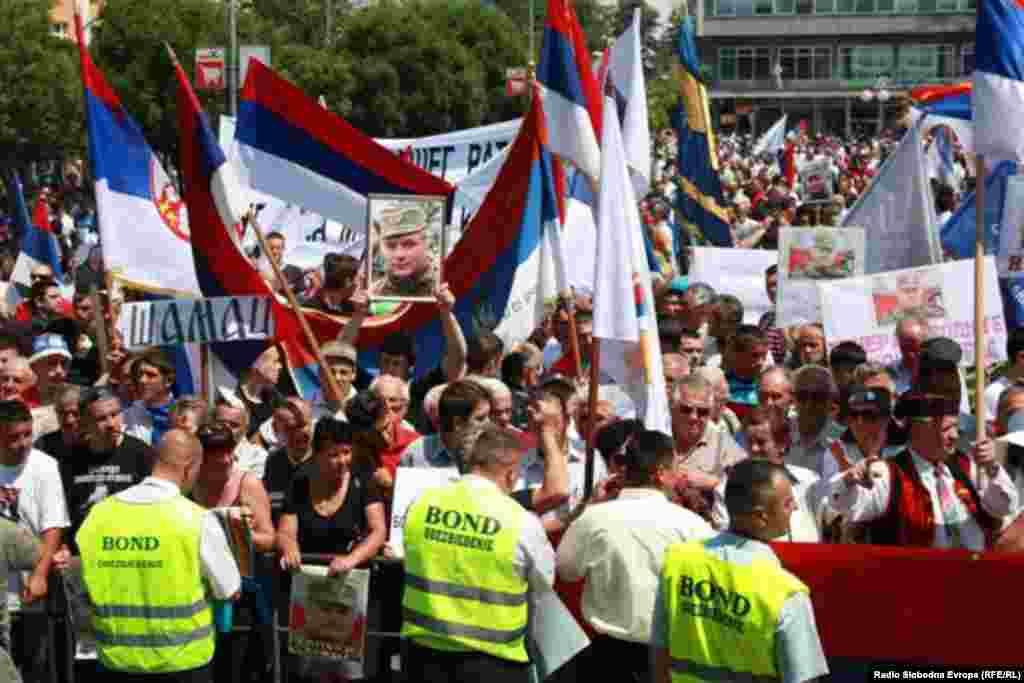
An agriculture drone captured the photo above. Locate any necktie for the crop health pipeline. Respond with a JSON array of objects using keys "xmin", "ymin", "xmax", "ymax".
[{"xmin": 934, "ymin": 464, "xmax": 961, "ymax": 548}]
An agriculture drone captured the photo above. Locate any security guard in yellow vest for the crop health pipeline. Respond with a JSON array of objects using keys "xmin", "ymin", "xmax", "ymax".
[
  {"xmin": 76, "ymin": 429, "xmax": 241, "ymax": 682},
  {"xmin": 402, "ymin": 424, "xmax": 554, "ymax": 683},
  {"xmin": 652, "ymin": 459, "xmax": 829, "ymax": 683}
]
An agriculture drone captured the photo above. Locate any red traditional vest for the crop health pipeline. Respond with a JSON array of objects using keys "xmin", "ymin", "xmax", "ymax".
[{"xmin": 870, "ymin": 450, "xmax": 999, "ymax": 549}]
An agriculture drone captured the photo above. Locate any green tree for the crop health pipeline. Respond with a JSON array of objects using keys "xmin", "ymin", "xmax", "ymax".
[
  {"xmin": 336, "ymin": 1, "xmax": 528, "ymax": 136},
  {"xmin": 0, "ymin": 0, "xmax": 84, "ymax": 165}
]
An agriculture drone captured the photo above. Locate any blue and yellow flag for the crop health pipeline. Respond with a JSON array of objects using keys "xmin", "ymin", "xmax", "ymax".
[{"xmin": 674, "ymin": 16, "xmax": 732, "ymax": 247}]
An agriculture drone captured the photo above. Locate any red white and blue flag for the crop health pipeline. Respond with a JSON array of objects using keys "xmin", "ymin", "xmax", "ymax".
[
  {"xmin": 537, "ymin": 0, "xmax": 602, "ymax": 182},
  {"xmin": 74, "ymin": 15, "xmax": 199, "ymax": 295},
  {"xmin": 234, "ymin": 60, "xmax": 454, "ymax": 231},
  {"xmin": 7, "ymin": 171, "xmax": 62, "ymax": 291},
  {"xmin": 974, "ymin": 0, "xmax": 1024, "ymax": 162},
  {"xmin": 176, "ymin": 60, "xmax": 567, "ymax": 397}
]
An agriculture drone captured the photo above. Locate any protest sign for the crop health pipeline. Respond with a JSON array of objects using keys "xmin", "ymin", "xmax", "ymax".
[
  {"xmin": 818, "ymin": 257, "xmax": 1007, "ymax": 367},
  {"xmin": 389, "ymin": 467, "xmax": 459, "ymax": 557},
  {"xmin": 376, "ymin": 119, "xmax": 521, "ymax": 184},
  {"xmin": 998, "ymin": 175, "xmax": 1024, "ymax": 279},
  {"xmin": 63, "ymin": 566, "xmax": 97, "ymax": 660},
  {"xmin": 289, "ymin": 566, "xmax": 371, "ymax": 679},
  {"xmin": 367, "ymin": 194, "xmax": 446, "ymax": 302},
  {"xmin": 688, "ymin": 247, "xmax": 777, "ymax": 325},
  {"xmin": 117, "ymin": 296, "xmax": 274, "ymax": 350},
  {"xmin": 799, "ymin": 159, "xmax": 834, "ymax": 203},
  {"xmin": 777, "ymin": 227, "xmax": 865, "ymax": 327}
]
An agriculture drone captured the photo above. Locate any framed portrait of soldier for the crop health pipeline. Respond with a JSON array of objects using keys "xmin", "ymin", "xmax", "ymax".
[{"xmin": 366, "ymin": 194, "xmax": 446, "ymax": 302}]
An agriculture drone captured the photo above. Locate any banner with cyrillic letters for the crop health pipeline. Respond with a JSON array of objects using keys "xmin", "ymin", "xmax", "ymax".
[
  {"xmin": 688, "ymin": 247, "xmax": 777, "ymax": 325},
  {"xmin": 777, "ymin": 227, "xmax": 865, "ymax": 327},
  {"xmin": 117, "ymin": 296, "xmax": 274, "ymax": 349},
  {"xmin": 375, "ymin": 119, "xmax": 521, "ymax": 184},
  {"xmin": 818, "ymin": 257, "xmax": 1007, "ymax": 367}
]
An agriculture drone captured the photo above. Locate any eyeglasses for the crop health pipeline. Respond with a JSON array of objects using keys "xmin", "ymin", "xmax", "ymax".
[{"xmin": 675, "ymin": 403, "xmax": 711, "ymax": 418}]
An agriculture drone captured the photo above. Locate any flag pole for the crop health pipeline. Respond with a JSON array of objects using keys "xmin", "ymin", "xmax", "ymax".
[
  {"xmin": 975, "ymin": 154, "xmax": 987, "ymax": 426},
  {"xmin": 583, "ymin": 338, "xmax": 600, "ymax": 500},
  {"xmin": 249, "ymin": 212, "xmax": 347, "ymax": 406}
]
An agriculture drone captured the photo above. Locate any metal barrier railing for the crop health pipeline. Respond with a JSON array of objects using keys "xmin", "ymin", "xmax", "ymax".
[{"xmin": 35, "ymin": 555, "xmax": 407, "ymax": 683}]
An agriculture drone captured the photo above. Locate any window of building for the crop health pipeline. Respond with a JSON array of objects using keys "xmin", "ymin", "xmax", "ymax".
[
  {"xmin": 814, "ymin": 0, "xmax": 834, "ymax": 11},
  {"xmin": 734, "ymin": 0, "xmax": 756, "ymax": 15},
  {"xmin": 876, "ymin": 0, "xmax": 895, "ymax": 11},
  {"xmin": 797, "ymin": 0, "xmax": 815, "ymax": 12},
  {"xmin": 51, "ymin": 22, "xmax": 68, "ymax": 38},
  {"xmin": 836, "ymin": 0, "xmax": 856, "ymax": 13},
  {"xmin": 856, "ymin": 0, "xmax": 876, "ymax": 11},
  {"xmin": 714, "ymin": 0, "xmax": 736, "ymax": 16},
  {"xmin": 838, "ymin": 46, "xmax": 895, "ymax": 80},
  {"xmin": 718, "ymin": 47, "xmax": 771, "ymax": 80},
  {"xmin": 898, "ymin": 44, "xmax": 955, "ymax": 81},
  {"xmin": 779, "ymin": 47, "xmax": 833, "ymax": 80},
  {"xmin": 961, "ymin": 43, "xmax": 974, "ymax": 75},
  {"xmin": 776, "ymin": 0, "xmax": 797, "ymax": 13},
  {"xmin": 894, "ymin": 0, "xmax": 916, "ymax": 11}
]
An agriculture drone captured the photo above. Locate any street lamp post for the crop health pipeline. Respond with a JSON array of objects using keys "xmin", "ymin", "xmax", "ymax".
[{"xmin": 860, "ymin": 76, "xmax": 891, "ymax": 136}]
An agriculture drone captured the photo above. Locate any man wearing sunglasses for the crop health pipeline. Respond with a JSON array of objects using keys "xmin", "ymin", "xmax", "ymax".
[
  {"xmin": 671, "ymin": 376, "xmax": 746, "ymax": 523},
  {"xmin": 820, "ymin": 387, "xmax": 897, "ymax": 543}
]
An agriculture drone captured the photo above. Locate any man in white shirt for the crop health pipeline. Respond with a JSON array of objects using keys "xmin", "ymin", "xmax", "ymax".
[
  {"xmin": 0, "ymin": 400, "xmax": 69, "ymax": 681},
  {"xmin": 557, "ymin": 430, "xmax": 712, "ymax": 681},
  {"xmin": 831, "ymin": 393, "xmax": 1017, "ymax": 550},
  {"xmin": 213, "ymin": 400, "xmax": 268, "ymax": 478}
]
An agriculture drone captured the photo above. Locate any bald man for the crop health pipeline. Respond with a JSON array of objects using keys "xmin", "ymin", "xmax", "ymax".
[{"xmin": 76, "ymin": 429, "xmax": 240, "ymax": 681}]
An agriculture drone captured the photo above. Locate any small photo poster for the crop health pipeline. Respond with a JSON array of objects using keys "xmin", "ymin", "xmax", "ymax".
[
  {"xmin": 776, "ymin": 227, "xmax": 865, "ymax": 327},
  {"xmin": 367, "ymin": 194, "xmax": 446, "ymax": 302},
  {"xmin": 289, "ymin": 566, "xmax": 371, "ymax": 679}
]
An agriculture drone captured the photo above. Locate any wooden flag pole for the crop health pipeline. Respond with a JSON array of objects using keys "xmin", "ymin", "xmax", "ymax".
[
  {"xmin": 975, "ymin": 154, "xmax": 987, "ymax": 427},
  {"xmin": 583, "ymin": 338, "xmax": 601, "ymax": 501},
  {"xmin": 249, "ymin": 212, "xmax": 346, "ymax": 405}
]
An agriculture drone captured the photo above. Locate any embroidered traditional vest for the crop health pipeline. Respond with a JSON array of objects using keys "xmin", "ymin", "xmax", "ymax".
[{"xmin": 870, "ymin": 450, "xmax": 999, "ymax": 549}]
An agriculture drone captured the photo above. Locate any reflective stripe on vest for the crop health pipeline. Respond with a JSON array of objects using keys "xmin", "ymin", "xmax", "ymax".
[
  {"xmin": 92, "ymin": 599, "xmax": 210, "ymax": 620},
  {"xmin": 93, "ymin": 625, "xmax": 214, "ymax": 648},
  {"xmin": 404, "ymin": 573, "xmax": 527, "ymax": 607},
  {"xmin": 670, "ymin": 658, "xmax": 781, "ymax": 683},
  {"xmin": 76, "ymin": 495, "xmax": 215, "ymax": 674},
  {"xmin": 401, "ymin": 478, "xmax": 529, "ymax": 662},
  {"xmin": 662, "ymin": 540, "xmax": 809, "ymax": 683},
  {"xmin": 402, "ymin": 607, "xmax": 528, "ymax": 643}
]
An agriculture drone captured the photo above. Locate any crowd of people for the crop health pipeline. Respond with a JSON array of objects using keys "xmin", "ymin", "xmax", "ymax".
[{"xmin": 0, "ymin": 119, "xmax": 1015, "ymax": 683}]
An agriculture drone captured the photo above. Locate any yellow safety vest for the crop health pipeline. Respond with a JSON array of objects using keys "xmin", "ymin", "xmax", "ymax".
[
  {"xmin": 662, "ymin": 540, "xmax": 809, "ymax": 683},
  {"xmin": 401, "ymin": 478, "xmax": 529, "ymax": 662},
  {"xmin": 76, "ymin": 495, "xmax": 215, "ymax": 673}
]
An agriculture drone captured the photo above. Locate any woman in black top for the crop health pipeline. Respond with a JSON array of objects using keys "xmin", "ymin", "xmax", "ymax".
[{"xmin": 278, "ymin": 418, "xmax": 387, "ymax": 575}]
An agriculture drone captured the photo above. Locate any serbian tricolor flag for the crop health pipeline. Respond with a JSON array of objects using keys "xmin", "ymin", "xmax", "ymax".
[
  {"xmin": 537, "ymin": 0, "xmax": 602, "ymax": 182},
  {"xmin": 774, "ymin": 543, "xmax": 1024, "ymax": 671},
  {"xmin": 975, "ymin": 0, "xmax": 1024, "ymax": 162},
  {"xmin": 7, "ymin": 171, "xmax": 62, "ymax": 290},
  {"xmin": 176, "ymin": 55, "xmax": 567, "ymax": 397},
  {"xmin": 909, "ymin": 81, "xmax": 974, "ymax": 153},
  {"xmin": 74, "ymin": 15, "xmax": 200, "ymax": 295},
  {"xmin": 234, "ymin": 60, "xmax": 454, "ymax": 231}
]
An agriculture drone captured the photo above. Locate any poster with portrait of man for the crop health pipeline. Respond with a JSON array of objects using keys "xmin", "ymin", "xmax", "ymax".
[
  {"xmin": 776, "ymin": 226, "xmax": 865, "ymax": 327},
  {"xmin": 367, "ymin": 194, "xmax": 446, "ymax": 302}
]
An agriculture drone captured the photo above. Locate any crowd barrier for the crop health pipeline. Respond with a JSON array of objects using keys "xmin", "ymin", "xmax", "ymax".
[{"xmin": 13, "ymin": 554, "xmax": 408, "ymax": 683}]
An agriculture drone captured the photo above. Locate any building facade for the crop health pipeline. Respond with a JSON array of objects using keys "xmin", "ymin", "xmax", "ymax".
[
  {"xmin": 50, "ymin": 0, "xmax": 103, "ymax": 44},
  {"xmin": 696, "ymin": 0, "xmax": 973, "ymax": 137}
]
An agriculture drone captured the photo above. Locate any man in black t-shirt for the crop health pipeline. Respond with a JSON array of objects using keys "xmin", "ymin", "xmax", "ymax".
[
  {"xmin": 262, "ymin": 398, "xmax": 317, "ymax": 524},
  {"xmin": 58, "ymin": 388, "xmax": 153, "ymax": 548}
]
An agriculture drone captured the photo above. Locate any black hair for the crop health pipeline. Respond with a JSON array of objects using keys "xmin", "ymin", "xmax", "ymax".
[
  {"xmin": 466, "ymin": 333, "xmax": 504, "ymax": 374},
  {"xmin": 622, "ymin": 430, "xmax": 675, "ymax": 486},
  {"xmin": 1008, "ymin": 327, "xmax": 1024, "ymax": 362},
  {"xmin": 829, "ymin": 341, "xmax": 867, "ymax": 370},
  {"xmin": 439, "ymin": 381, "xmax": 489, "ymax": 433},
  {"xmin": 724, "ymin": 459, "xmax": 786, "ymax": 518},
  {"xmin": 313, "ymin": 417, "xmax": 355, "ymax": 452},
  {"xmin": 0, "ymin": 400, "xmax": 31, "ymax": 426},
  {"xmin": 380, "ymin": 333, "xmax": 416, "ymax": 362},
  {"xmin": 501, "ymin": 352, "xmax": 528, "ymax": 388}
]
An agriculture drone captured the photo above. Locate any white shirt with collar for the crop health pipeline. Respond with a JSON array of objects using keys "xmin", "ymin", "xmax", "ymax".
[
  {"xmin": 556, "ymin": 488, "xmax": 713, "ymax": 643},
  {"xmin": 112, "ymin": 477, "xmax": 241, "ymax": 599},
  {"xmin": 122, "ymin": 400, "xmax": 156, "ymax": 446},
  {"xmin": 234, "ymin": 439, "xmax": 269, "ymax": 479},
  {"xmin": 830, "ymin": 449, "xmax": 1018, "ymax": 551},
  {"xmin": 786, "ymin": 419, "xmax": 843, "ymax": 477},
  {"xmin": 712, "ymin": 465, "xmax": 822, "ymax": 542},
  {"xmin": 516, "ymin": 442, "xmax": 607, "ymax": 524}
]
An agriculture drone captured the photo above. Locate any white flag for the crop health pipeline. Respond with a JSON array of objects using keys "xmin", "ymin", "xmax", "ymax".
[
  {"xmin": 752, "ymin": 114, "xmax": 788, "ymax": 157},
  {"xmin": 841, "ymin": 119, "xmax": 941, "ymax": 273},
  {"xmin": 609, "ymin": 9, "xmax": 652, "ymax": 197},
  {"xmin": 593, "ymin": 96, "xmax": 671, "ymax": 435}
]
